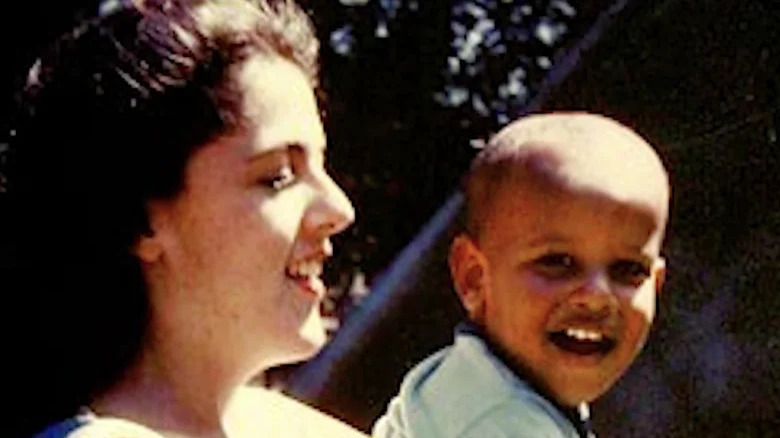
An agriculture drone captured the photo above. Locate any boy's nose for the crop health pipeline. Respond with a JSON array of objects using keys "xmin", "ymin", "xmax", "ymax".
[{"xmin": 568, "ymin": 270, "xmax": 619, "ymax": 316}]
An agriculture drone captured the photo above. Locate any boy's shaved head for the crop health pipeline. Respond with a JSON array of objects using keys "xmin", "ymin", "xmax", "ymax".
[{"xmin": 464, "ymin": 112, "xmax": 670, "ymax": 245}]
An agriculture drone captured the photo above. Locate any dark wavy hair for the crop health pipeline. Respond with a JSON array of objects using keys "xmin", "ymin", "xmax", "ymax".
[{"xmin": 1, "ymin": 0, "xmax": 318, "ymax": 434}]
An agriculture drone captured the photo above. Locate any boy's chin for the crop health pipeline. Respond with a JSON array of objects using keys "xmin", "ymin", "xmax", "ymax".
[
  {"xmin": 541, "ymin": 337, "xmax": 641, "ymax": 406},
  {"xmin": 542, "ymin": 361, "xmax": 624, "ymax": 407},
  {"xmin": 547, "ymin": 381, "xmax": 610, "ymax": 408}
]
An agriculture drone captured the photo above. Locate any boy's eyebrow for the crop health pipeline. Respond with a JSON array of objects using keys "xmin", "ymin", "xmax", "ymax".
[
  {"xmin": 523, "ymin": 236, "xmax": 657, "ymax": 261},
  {"xmin": 622, "ymin": 250, "xmax": 656, "ymax": 266},
  {"xmin": 616, "ymin": 252, "xmax": 654, "ymax": 266},
  {"xmin": 525, "ymin": 233, "xmax": 572, "ymax": 248}
]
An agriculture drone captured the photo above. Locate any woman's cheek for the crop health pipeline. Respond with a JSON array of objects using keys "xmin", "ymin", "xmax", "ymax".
[{"xmin": 259, "ymin": 190, "xmax": 310, "ymax": 240}]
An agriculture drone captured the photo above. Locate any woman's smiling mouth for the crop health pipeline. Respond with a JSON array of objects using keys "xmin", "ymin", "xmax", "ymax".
[{"xmin": 286, "ymin": 259, "xmax": 326, "ymax": 298}]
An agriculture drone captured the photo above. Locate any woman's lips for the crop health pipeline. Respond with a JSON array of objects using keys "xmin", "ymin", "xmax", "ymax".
[
  {"xmin": 286, "ymin": 258, "xmax": 326, "ymax": 299},
  {"xmin": 291, "ymin": 274, "xmax": 325, "ymax": 299}
]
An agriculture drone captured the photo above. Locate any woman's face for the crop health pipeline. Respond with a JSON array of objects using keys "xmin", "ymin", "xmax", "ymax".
[{"xmin": 142, "ymin": 56, "xmax": 354, "ymax": 373}]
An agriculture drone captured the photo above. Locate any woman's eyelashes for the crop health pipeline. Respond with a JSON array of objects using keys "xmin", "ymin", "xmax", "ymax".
[
  {"xmin": 253, "ymin": 144, "xmax": 315, "ymax": 192},
  {"xmin": 257, "ymin": 164, "xmax": 296, "ymax": 191}
]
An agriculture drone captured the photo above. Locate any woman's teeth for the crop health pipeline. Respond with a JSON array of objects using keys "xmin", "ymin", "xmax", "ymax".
[{"xmin": 287, "ymin": 260, "xmax": 322, "ymax": 278}]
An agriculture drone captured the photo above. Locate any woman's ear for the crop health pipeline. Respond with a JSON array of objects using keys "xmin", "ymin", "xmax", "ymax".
[
  {"xmin": 449, "ymin": 234, "xmax": 490, "ymax": 323},
  {"xmin": 132, "ymin": 200, "xmax": 170, "ymax": 264},
  {"xmin": 133, "ymin": 231, "xmax": 163, "ymax": 263}
]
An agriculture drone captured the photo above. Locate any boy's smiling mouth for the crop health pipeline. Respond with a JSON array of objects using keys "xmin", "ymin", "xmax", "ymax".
[{"xmin": 547, "ymin": 328, "xmax": 616, "ymax": 356}]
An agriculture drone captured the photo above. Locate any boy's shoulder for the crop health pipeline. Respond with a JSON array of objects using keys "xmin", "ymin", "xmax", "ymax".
[{"xmin": 374, "ymin": 330, "xmax": 579, "ymax": 438}]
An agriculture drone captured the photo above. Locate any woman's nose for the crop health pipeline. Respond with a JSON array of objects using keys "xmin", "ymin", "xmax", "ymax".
[{"xmin": 305, "ymin": 173, "xmax": 355, "ymax": 238}]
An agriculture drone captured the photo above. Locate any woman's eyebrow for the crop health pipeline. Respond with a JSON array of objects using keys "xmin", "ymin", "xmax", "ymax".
[
  {"xmin": 246, "ymin": 141, "xmax": 324, "ymax": 163},
  {"xmin": 246, "ymin": 143, "xmax": 293, "ymax": 163}
]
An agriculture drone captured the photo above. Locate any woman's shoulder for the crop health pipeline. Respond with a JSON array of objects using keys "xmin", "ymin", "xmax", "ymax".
[
  {"xmin": 32, "ymin": 390, "xmax": 367, "ymax": 438},
  {"xmin": 228, "ymin": 386, "xmax": 368, "ymax": 438},
  {"xmin": 31, "ymin": 412, "xmax": 165, "ymax": 438}
]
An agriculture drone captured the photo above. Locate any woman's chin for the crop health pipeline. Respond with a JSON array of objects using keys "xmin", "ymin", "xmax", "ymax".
[
  {"xmin": 298, "ymin": 309, "xmax": 328, "ymax": 352},
  {"xmin": 263, "ymin": 308, "xmax": 328, "ymax": 368}
]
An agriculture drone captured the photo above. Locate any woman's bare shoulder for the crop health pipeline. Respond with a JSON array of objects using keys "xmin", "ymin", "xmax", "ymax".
[
  {"xmin": 62, "ymin": 418, "xmax": 165, "ymax": 438},
  {"xmin": 229, "ymin": 386, "xmax": 368, "ymax": 438}
]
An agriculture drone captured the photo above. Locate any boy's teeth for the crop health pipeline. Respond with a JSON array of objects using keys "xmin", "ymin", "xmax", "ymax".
[{"xmin": 565, "ymin": 328, "xmax": 603, "ymax": 341}]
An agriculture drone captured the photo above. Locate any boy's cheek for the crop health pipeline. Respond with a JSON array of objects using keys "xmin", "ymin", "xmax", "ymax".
[
  {"xmin": 627, "ymin": 281, "xmax": 657, "ymax": 324},
  {"xmin": 524, "ymin": 272, "xmax": 571, "ymax": 295},
  {"xmin": 618, "ymin": 292, "xmax": 656, "ymax": 367}
]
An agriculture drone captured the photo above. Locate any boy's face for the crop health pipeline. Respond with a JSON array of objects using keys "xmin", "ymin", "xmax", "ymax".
[{"xmin": 452, "ymin": 170, "xmax": 666, "ymax": 407}]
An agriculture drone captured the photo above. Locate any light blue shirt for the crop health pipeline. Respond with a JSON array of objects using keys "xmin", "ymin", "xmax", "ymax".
[{"xmin": 372, "ymin": 327, "xmax": 583, "ymax": 438}]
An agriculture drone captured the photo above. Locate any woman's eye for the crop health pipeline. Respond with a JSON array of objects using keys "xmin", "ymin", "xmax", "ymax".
[
  {"xmin": 531, "ymin": 253, "xmax": 578, "ymax": 279},
  {"xmin": 258, "ymin": 166, "xmax": 295, "ymax": 191},
  {"xmin": 608, "ymin": 260, "xmax": 651, "ymax": 286}
]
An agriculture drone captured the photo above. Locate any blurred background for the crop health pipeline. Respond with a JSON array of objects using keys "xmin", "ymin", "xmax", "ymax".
[{"xmin": 2, "ymin": 0, "xmax": 778, "ymax": 436}]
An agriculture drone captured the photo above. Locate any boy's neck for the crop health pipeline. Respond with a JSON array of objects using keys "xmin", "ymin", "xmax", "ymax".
[{"xmin": 458, "ymin": 320, "xmax": 595, "ymax": 437}]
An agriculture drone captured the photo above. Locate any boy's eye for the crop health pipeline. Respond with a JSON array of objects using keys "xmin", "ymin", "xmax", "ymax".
[
  {"xmin": 258, "ymin": 165, "xmax": 296, "ymax": 191},
  {"xmin": 608, "ymin": 260, "xmax": 651, "ymax": 286},
  {"xmin": 531, "ymin": 253, "xmax": 579, "ymax": 279}
]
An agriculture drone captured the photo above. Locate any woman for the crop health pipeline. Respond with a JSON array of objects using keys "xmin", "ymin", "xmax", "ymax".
[{"xmin": 3, "ymin": 0, "xmax": 364, "ymax": 437}]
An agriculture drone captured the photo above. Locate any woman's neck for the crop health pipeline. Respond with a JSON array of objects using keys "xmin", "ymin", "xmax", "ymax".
[{"xmin": 89, "ymin": 342, "xmax": 236, "ymax": 438}]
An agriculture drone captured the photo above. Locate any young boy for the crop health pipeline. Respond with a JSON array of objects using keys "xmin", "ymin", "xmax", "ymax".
[{"xmin": 372, "ymin": 112, "xmax": 670, "ymax": 438}]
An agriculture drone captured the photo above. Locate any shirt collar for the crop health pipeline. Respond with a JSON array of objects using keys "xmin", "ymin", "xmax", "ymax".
[{"xmin": 455, "ymin": 320, "xmax": 596, "ymax": 438}]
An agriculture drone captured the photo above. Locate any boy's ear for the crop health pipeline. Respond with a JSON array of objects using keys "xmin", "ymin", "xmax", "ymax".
[
  {"xmin": 449, "ymin": 234, "xmax": 490, "ymax": 322},
  {"xmin": 653, "ymin": 257, "xmax": 667, "ymax": 294}
]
